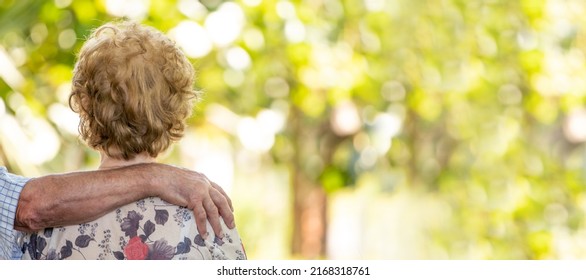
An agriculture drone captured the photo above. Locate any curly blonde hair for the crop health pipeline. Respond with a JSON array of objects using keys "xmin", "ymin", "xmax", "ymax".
[{"xmin": 69, "ymin": 21, "xmax": 198, "ymax": 160}]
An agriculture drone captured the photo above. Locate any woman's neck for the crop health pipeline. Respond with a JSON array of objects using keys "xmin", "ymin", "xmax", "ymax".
[{"xmin": 99, "ymin": 152, "xmax": 156, "ymax": 170}]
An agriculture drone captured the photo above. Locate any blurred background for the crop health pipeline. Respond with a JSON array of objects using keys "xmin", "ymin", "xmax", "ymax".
[{"xmin": 1, "ymin": 0, "xmax": 586, "ymax": 260}]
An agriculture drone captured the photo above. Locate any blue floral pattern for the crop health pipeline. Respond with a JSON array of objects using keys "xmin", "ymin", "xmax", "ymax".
[{"xmin": 21, "ymin": 197, "xmax": 246, "ymax": 260}]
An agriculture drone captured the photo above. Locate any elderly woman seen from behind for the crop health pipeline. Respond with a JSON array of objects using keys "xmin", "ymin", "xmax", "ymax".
[{"xmin": 20, "ymin": 21, "xmax": 246, "ymax": 260}]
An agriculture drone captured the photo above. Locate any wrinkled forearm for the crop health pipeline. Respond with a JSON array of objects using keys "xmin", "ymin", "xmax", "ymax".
[{"xmin": 14, "ymin": 164, "xmax": 157, "ymax": 232}]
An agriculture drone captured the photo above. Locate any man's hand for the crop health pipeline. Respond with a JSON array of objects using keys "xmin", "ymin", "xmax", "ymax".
[{"xmin": 150, "ymin": 164, "xmax": 235, "ymax": 239}]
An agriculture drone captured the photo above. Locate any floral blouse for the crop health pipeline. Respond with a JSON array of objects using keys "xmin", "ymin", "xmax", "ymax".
[{"xmin": 20, "ymin": 197, "xmax": 247, "ymax": 260}]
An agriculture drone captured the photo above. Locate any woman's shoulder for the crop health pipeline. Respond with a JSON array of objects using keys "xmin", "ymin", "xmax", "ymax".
[
  {"xmin": 21, "ymin": 197, "xmax": 246, "ymax": 260},
  {"xmin": 115, "ymin": 197, "xmax": 247, "ymax": 260}
]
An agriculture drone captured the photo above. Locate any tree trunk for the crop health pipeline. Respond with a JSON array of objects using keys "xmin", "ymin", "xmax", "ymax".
[
  {"xmin": 289, "ymin": 107, "xmax": 328, "ymax": 259},
  {"xmin": 291, "ymin": 170, "xmax": 327, "ymax": 259}
]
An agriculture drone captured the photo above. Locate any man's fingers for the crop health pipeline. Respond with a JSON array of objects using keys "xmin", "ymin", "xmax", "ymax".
[
  {"xmin": 211, "ymin": 181, "xmax": 233, "ymax": 212},
  {"xmin": 203, "ymin": 197, "xmax": 223, "ymax": 238},
  {"xmin": 193, "ymin": 202, "xmax": 209, "ymax": 239},
  {"xmin": 198, "ymin": 174, "xmax": 232, "ymax": 211},
  {"xmin": 178, "ymin": 170, "xmax": 235, "ymax": 237},
  {"xmin": 210, "ymin": 186, "xmax": 235, "ymax": 229}
]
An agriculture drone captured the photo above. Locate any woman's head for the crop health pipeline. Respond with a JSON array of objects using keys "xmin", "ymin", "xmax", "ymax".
[{"xmin": 70, "ymin": 21, "xmax": 197, "ymax": 160}]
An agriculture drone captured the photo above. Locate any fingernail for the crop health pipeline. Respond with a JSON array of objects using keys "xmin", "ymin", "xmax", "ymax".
[
  {"xmin": 230, "ymin": 221, "xmax": 236, "ymax": 228},
  {"xmin": 219, "ymin": 231, "xmax": 225, "ymax": 239},
  {"xmin": 203, "ymin": 232, "xmax": 209, "ymax": 239}
]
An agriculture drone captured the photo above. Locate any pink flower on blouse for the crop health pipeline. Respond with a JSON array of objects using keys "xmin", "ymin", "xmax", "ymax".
[{"xmin": 124, "ymin": 236, "xmax": 149, "ymax": 260}]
